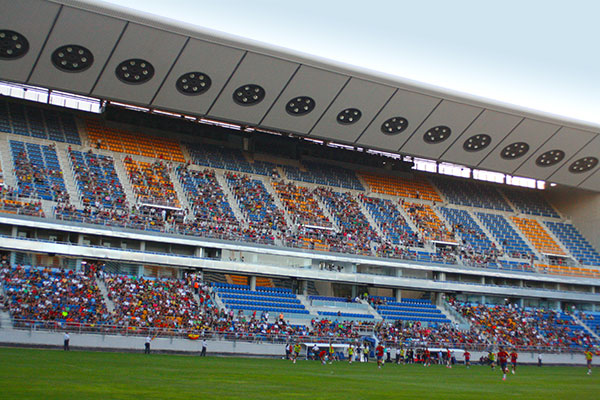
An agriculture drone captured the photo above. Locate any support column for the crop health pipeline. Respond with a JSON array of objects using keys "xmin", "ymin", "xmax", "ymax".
[
  {"xmin": 11, "ymin": 226, "xmax": 17, "ymax": 237},
  {"xmin": 138, "ymin": 265, "xmax": 144, "ymax": 277},
  {"xmin": 301, "ymin": 280, "xmax": 308, "ymax": 296},
  {"xmin": 194, "ymin": 247, "xmax": 204, "ymax": 258},
  {"xmin": 250, "ymin": 276, "xmax": 257, "ymax": 291},
  {"xmin": 438, "ymin": 272, "xmax": 446, "ymax": 281},
  {"xmin": 139, "ymin": 241, "xmax": 146, "ymax": 252},
  {"xmin": 394, "ymin": 288, "xmax": 402, "ymax": 302},
  {"xmin": 10, "ymin": 251, "xmax": 17, "ymax": 265}
]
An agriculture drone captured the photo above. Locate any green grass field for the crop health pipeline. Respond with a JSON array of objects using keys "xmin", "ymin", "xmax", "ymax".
[{"xmin": 0, "ymin": 347, "xmax": 598, "ymax": 399}]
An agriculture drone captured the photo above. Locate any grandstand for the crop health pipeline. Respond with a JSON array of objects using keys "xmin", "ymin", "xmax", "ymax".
[{"xmin": 0, "ymin": 0, "xmax": 599, "ymax": 361}]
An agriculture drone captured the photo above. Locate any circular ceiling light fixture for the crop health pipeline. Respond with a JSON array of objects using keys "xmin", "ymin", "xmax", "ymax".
[
  {"xmin": 423, "ymin": 125, "xmax": 451, "ymax": 144},
  {"xmin": 233, "ymin": 84, "xmax": 265, "ymax": 106},
  {"xmin": 0, "ymin": 30, "xmax": 29, "ymax": 60},
  {"xmin": 51, "ymin": 44, "xmax": 94, "ymax": 72},
  {"xmin": 381, "ymin": 116, "xmax": 408, "ymax": 135},
  {"xmin": 115, "ymin": 59, "xmax": 154, "ymax": 84},
  {"xmin": 535, "ymin": 149, "xmax": 565, "ymax": 167},
  {"xmin": 337, "ymin": 108, "xmax": 361, "ymax": 125},
  {"xmin": 568, "ymin": 156, "xmax": 598, "ymax": 173},
  {"xmin": 500, "ymin": 142, "xmax": 529, "ymax": 159},
  {"xmin": 463, "ymin": 134, "xmax": 492, "ymax": 152},
  {"xmin": 176, "ymin": 71, "xmax": 211, "ymax": 95},
  {"xmin": 285, "ymin": 96, "xmax": 315, "ymax": 116}
]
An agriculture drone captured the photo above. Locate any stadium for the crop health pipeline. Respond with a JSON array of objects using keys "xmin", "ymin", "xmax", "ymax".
[{"xmin": 0, "ymin": 0, "xmax": 599, "ymax": 398}]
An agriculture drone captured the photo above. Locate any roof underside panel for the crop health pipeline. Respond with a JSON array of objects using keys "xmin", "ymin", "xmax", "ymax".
[{"xmin": 0, "ymin": 0, "xmax": 598, "ymax": 191}]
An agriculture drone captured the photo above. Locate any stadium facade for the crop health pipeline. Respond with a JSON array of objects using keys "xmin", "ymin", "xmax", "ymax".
[{"xmin": 0, "ymin": 0, "xmax": 599, "ymax": 356}]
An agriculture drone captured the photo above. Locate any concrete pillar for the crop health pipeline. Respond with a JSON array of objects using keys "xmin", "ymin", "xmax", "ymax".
[
  {"xmin": 394, "ymin": 288, "xmax": 402, "ymax": 302},
  {"xmin": 351, "ymin": 284, "xmax": 357, "ymax": 298},
  {"xmin": 137, "ymin": 265, "xmax": 144, "ymax": 277},
  {"xmin": 139, "ymin": 241, "xmax": 146, "ymax": 252},
  {"xmin": 11, "ymin": 226, "xmax": 17, "ymax": 237},
  {"xmin": 481, "ymin": 295, "xmax": 486, "ymax": 304},
  {"xmin": 10, "ymin": 251, "xmax": 17, "ymax": 265},
  {"xmin": 438, "ymin": 272, "xmax": 446, "ymax": 281},
  {"xmin": 518, "ymin": 298, "xmax": 524, "ymax": 308},
  {"xmin": 194, "ymin": 247, "xmax": 203, "ymax": 258},
  {"xmin": 301, "ymin": 280, "xmax": 308, "ymax": 296},
  {"xmin": 250, "ymin": 276, "xmax": 257, "ymax": 291}
]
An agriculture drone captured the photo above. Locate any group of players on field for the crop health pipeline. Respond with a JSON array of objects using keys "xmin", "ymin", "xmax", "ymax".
[{"xmin": 285, "ymin": 342, "xmax": 595, "ymax": 378}]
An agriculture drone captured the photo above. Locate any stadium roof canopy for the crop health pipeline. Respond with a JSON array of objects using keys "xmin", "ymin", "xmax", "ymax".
[{"xmin": 2, "ymin": 0, "xmax": 600, "ymax": 192}]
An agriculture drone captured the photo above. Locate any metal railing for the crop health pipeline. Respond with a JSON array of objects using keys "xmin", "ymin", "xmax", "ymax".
[{"xmin": 3, "ymin": 318, "xmax": 589, "ymax": 354}]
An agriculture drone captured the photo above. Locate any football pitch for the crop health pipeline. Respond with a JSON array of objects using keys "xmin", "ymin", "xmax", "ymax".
[{"xmin": 0, "ymin": 347, "xmax": 598, "ymax": 399}]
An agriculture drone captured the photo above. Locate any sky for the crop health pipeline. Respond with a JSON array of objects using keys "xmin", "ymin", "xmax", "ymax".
[{"xmin": 102, "ymin": 0, "xmax": 600, "ymax": 126}]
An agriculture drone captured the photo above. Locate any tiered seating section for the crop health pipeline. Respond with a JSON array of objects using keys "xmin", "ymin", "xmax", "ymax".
[
  {"xmin": 273, "ymin": 181, "xmax": 330, "ymax": 228},
  {"xmin": 0, "ymin": 186, "xmax": 44, "ymax": 216},
  {"xmin": 536, "ymin": 263, "xmax": 600, "ymax": 278},
  {"xmin": 85, "ymin": 118, "xmax": 184, "ymax": 162},
  {"xmin": 502, "ymin": 188, "xmax": 560, "ymax": 218},
  {"xmin": 451, "ymin": 301, "xmax": 597, "ymax": 350},
  {"xmin": 0, "ymin": 99, "xmax": 80, "ymax": 144},
  {"xmin": 283, "ymin": 161, "xmax": 363, "ymax": 190},
  {"xmin": 361, "ymin": 173, "xmax": 441, "ymax": 201},
  {"xmin": 124, "ymin": 157, "xmax": 179, "ymax": 208},
  {"xmin": 432, "ymin": 177, "xmax": 512, "ymax": 211},
  {"xmin": 402, "ymin": 202, "xmax": 455, "ymax": 243},
  {"xmin": 580, "ymin": 312, "xmax": 600, "ymax": 337},
  {"xmin": 69, "ymin": 149, "xmax": 127, "ymax": 209},
  {"xmin": 512, "ymin": 217, "xmax": 566, "ymax": 256},
  {"xmin": 316, "ymin": 188, "xmax": 379, "ymax": 255},
  {"xmin": 10, "ymin": 141, "xmax": 68, "ymax": 202},
  {"xmin": 2, "ymin": 263, "xmax": 598, "ymax": 350},
  {"xmin": 104, "ymin": 274, "xmax": 201, "ymax": 329},
  {"xmin": 545, "ymin": 222, "xmax": 600, "ymax": 266},
  {"xmin": 213, "ymin": 283, "xmax": 309, "ymax": 315},
  {"xmin": 1, "ymin": 99, "xmax": 600, "ymax": 276},
  {"xmin": 226, "ymin": 173, "xmax": 286, "ymax": 231},
  {"xmin": 374, "ymin": 298, "xmax": 451, "ymax": 324},
  {"xmin": 1, "ymin": 265, "xmax": 108, "ymax": 323},
  {"xmin": 476, "ymin": 212, "xmax": 533, "ymax": 259},
  {"xmin": 187, "ymin": 142, "xmax": 275, "ymax": 176},
  {"xmin": 360, "ymin": 195, "xmax": 417, "ymax": 246},
  {"xmin": 177, "ymin": 166, "xmax": 238, "ymax": 231}
]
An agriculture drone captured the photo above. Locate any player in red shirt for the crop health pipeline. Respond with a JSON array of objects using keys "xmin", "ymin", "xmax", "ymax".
[
  {"xmin": 319, "ymin": 349, "xmax": 328, "ymax": 365},
  {"xmin": 445, "ymin": 348, "xmax": 452, "ymax": 368},
  {"xmin": 510, "ymin": 350, "xmax": 518, "ymax": 375},
  {"xmin": 423, "ymin": 348, "xmax": 431, "ymax": 367},
  {"xmin": 376, "ymin": 344, "xmax": 385, "ymax": 369},
  {"xmin": 464, "ymin": 350, "xmax": 471, "ymax": 368},
  {"xmin": 497, "ymin": 347, "xmax": 509, "ymax": 381}
]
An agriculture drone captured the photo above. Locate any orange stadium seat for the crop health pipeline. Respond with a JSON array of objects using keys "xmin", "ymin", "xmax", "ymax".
[
  {"xmin": 360, "ymin": 173, "xmax": 441, "ymax": 202},
  {"xmin": 402, "ymin": 201, "xmax": 456, "ymax": 243},
  {"xmin": 85, "ymin": 118, "xmax": 185, "ymax": 163},
  {"xmin": 512, "ymin": 217, "xmax": 566, "ymax": 256}
]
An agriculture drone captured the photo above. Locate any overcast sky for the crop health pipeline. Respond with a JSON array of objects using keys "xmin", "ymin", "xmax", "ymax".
[{"xmin": 102, "ymin": 0, "xmax": 600, "ymax": 125}]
